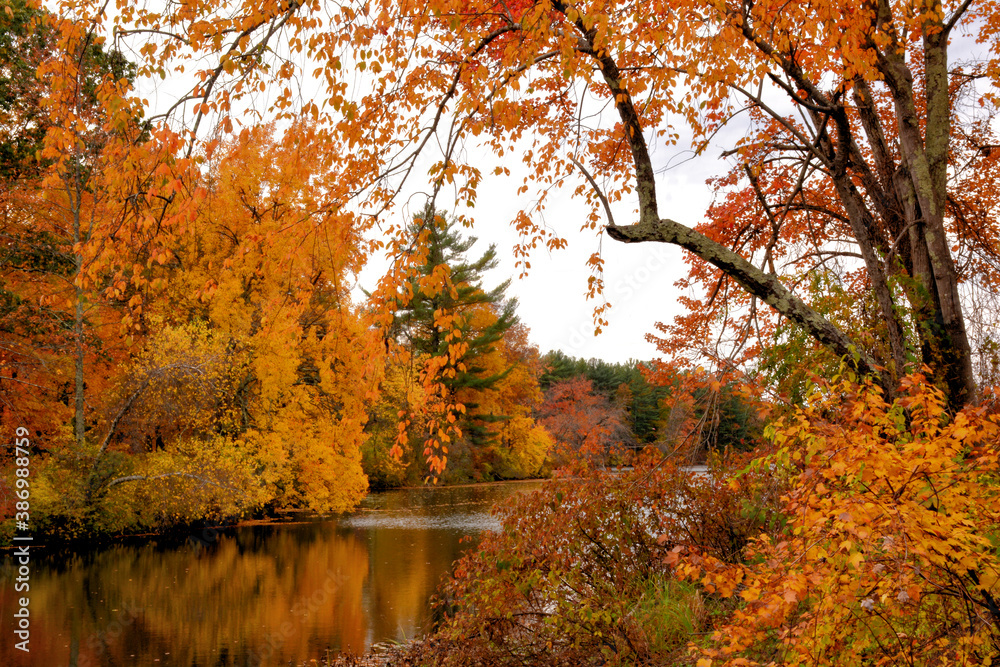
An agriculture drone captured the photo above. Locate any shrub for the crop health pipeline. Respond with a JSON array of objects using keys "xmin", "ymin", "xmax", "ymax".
[
  {"xmin": 682, "ymin": 372, "xmax": 1000, "ymax": 666},
  {"xmin": 422, "ymin": 450, "xmax": 786, "ymax": 665},
  {"xmin": 633, "ymin": 576, "xmax": 707, "ymax": 657}
]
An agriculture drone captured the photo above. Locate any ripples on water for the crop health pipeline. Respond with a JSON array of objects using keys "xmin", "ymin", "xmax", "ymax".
[{"xmin": 342, "ymin": 512, "xmax": 502, "ymax": 531}]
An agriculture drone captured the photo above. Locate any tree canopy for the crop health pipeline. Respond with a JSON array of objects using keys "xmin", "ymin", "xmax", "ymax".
[{"xmin": 25, "ymin": 0, "xmax": 987, "ymax": 415}]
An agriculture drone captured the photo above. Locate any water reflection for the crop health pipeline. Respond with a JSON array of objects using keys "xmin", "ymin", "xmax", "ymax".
[{"xmin": 0, "ymin": 480, "xmax": 544, "ymax": 666}]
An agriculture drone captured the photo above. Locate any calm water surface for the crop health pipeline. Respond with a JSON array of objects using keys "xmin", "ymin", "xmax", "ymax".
[{"xmin": 0, "ymin": 480, "xmax": 545, "ymax": 666}]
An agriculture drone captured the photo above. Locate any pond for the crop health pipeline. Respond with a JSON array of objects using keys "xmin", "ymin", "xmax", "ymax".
[{"xmin": 0, "ymin": 480, "xmax": 546, "ymax": 667}]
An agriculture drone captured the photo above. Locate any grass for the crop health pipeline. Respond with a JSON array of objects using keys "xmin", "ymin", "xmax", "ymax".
[{"xmin": 631, "ymin": 575, "xmax": 708, "ymax": 660}]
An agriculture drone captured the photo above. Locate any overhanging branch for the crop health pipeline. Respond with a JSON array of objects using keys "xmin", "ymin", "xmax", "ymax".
[
  {"xmin": 606, "ymin": 217, "xmax": 886, "ymax": 385},
  {"xmin": 104, "ymin": 471, "xmax": 235, "ymax": 491}
]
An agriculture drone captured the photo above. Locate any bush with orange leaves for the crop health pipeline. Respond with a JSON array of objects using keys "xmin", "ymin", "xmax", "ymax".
[
  {"xmin": 680, "ymin": 372, "xmax": 1000, "ymax": 666},
  {"xmin": 419, "ymin": 450, "xmax": 785, "ymax": 666}
]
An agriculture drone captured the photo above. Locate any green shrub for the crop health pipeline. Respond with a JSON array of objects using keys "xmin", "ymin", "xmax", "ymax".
[{"xmin": 633, "ymin": 576, "xmax": 706, "ymax": 657}]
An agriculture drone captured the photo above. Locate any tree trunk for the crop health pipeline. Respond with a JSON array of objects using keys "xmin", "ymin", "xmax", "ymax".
[
  {"xmin": 71, "ymin": 172, "xmax": 86, "ymax": 449},
  {"xmin": 873, "ymin": 0, "xmax": 976, "ymax": 406}
]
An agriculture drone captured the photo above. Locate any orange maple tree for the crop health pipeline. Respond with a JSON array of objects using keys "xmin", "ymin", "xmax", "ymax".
[
  {"xmin": 41, "ymin": 0, "xmax": 992, "ymax": 416},
  {"xmin": 538, "ymin": 375, "xmax": 630, "ymax": 466}
]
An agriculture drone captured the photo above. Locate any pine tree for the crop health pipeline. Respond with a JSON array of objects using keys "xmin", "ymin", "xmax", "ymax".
[{"xmin": 394, "ymin": 206, "xmax": 518, "ymax": 449}]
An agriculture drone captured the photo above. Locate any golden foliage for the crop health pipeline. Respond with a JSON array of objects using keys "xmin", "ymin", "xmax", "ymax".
[{"xmin": 676, "ymin": 373, "xmax": 1000, "ymax": 665}]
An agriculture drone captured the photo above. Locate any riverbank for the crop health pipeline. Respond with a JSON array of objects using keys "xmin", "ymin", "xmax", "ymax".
[
  {"xmin": 316, "ymin": 641, "xmax": 423, "ymax": 667},
  {"xmin": 0, "ymin": 475, "xmax": 555, "ymax": 549}
]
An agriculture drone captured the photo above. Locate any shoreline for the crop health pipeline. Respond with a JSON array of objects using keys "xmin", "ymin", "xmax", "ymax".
[{"xmin": 0, "ymin": 475, "xmax": 552, "ymax": 549}]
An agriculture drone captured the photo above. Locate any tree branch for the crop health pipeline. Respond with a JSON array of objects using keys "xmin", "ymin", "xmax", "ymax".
[
  {"xmin": 104, "ymin": 471, "xmax": 234, "ymax": 491},
  {"xmin": 569, "ymin": 155, "xmax": 616, "ymax": 227},
  {"xmin": 606, "ymin": 217, "xmax": 886, "ymax": 385}
]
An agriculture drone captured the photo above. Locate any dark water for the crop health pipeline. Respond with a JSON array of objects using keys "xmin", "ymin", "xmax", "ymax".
[{"xmin": 0, "ymin": 480, "xmax": 544, "ymax": 667}]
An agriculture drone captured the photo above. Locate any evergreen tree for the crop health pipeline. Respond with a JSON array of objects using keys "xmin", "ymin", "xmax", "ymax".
[
  {"xmin": 393, "ymin": 207, "xmax": 518, "ymax": 449},
  {"xmin": 538, "ymin": 350, "xmax": 587, "ymax": 388}
]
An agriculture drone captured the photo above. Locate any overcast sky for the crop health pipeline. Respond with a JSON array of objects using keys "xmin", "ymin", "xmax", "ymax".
[
  {"xmin": 356, "ymin": 124, "xmax": 731, "ymax": 365},
  {"xmin": 468, "ymin": 161, "xmax": 712, "ymax": 364}
]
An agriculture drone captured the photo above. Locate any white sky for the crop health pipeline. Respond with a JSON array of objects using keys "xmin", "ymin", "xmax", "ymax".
[
  {"xmin": 353, "ymin": 120, "xmax": 737, "ymax": 365},
  {"xmin": 439, "ymin": 152, "xmax": 715, "ymax": 363}
]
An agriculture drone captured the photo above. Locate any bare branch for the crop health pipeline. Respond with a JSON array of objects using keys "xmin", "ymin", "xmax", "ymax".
[{"xmin": 569, "ymin": 155, "xmax": 616, "ymax": 227}]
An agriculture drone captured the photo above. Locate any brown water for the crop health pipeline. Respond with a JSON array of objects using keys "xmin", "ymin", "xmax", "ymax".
[{"xmin": 0, "ymin": 480, "xmax": 544, "ymax": 667}]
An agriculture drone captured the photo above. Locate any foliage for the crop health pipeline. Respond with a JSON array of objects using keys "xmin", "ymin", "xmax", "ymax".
[
  {"xmin": 424, "ymin": 452, "xmax": 785, "ymax": 666},
  {"xmin": 19, "ymin": 435, "xmax": 259, "ymax": 540},
  {"xmin": 140, "ymin": 124, "xmax": 378, "ymax": 513},
  {"xmin": 456, "ymin": 320, "xmax": 552, "ymax": 481},
  {"xmin": 362, "ymin": 357, "xmax": 427, "ymax": 489},
  {"xmin": 0, "ymin": 0, "xmax": 49, "ymax": 180},
  {"xmin": 1, "ymin": 119, "xmax": 379, "ymax": 540},
  {"xmin": 625, "ymin": 361, "xmax": 767, "ymax": 461},
  {"xmin": 540, "ymin": 351, "xmax": 672, "ymax": 445},
  {"xmin": 391, "ymin": 208, "xmax": 516, "ymax": 397},
  {"xmin": 0, "ymin": 0, "xmax": 146, "ymax": 449},
  {"xmin": 680, "ymin": 375, "xmax": 766, "ymax": 458},
  {"xmin": 0, "ymin": 0, "xmax": 136, "ymax": 180},
  {"xmin": 381, "ymin": 209, "xmax": 548, "ymax": 481},
  {"xmin": 3, "ymin": 0, "xmax": 999, "ymax": 581},
  {"xmin": 675, "ymin": 373, "xmax": 1000, "ymax": 666},
  {"xmin": 740, "ymin": 270, "xmax": 882, "ymax": 406},
  {"xmin": 539, "ymin": 352, "xmax": 764, "ymax": 460},
  {"xmin": 538, "ymin": 375, "xmax": 632, "ymax": 467},
  {"xmin": 368, "ymin": 319, "xmax": 551, "ymax": 485}
]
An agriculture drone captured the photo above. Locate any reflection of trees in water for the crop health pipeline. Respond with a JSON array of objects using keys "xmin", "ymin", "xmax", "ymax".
[
  {"xmin": 0, "ymin": 483, "xmax": 547, "ymax": 666},
  {"xmin": 1, "ymin": 527, "xmax": 372, "ymax": 665},
  {"xmin": 366, "ymin": 527, "xmax": 468, "ymax": 643},
  {"xmin": 358, "ymin": 482, "xmax": 548, "ymax": 643}
]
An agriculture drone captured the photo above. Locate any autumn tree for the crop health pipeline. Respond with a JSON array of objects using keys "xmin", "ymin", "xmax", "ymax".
[
  {"xmin": 0, "ymin": 0, "xmax": 49, "ymax": 180},
  {"xmin": 140, "ymin": 123, "xmax": 379, "ymax": 513},
  {"xmin": 0, "ymin": 1, "xmax": 152, "ymax": 450},
  {"xmin": 386, "ymin": 208, "xmax": 527, "ymax": 476},
  {"xmin": 539, "ymin": 375, "xmax": 632, "ymax": 466},
  {"xmin": 577, "ymin": 0, "xmax": 991, "ymax": 408},
  {"xmin": 457, "ymin": 319, "xmax": 552, "ymax": 480},
  {"xmin": 541, "ymin": 351, "xmax": 670, "ymax": 445}
]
